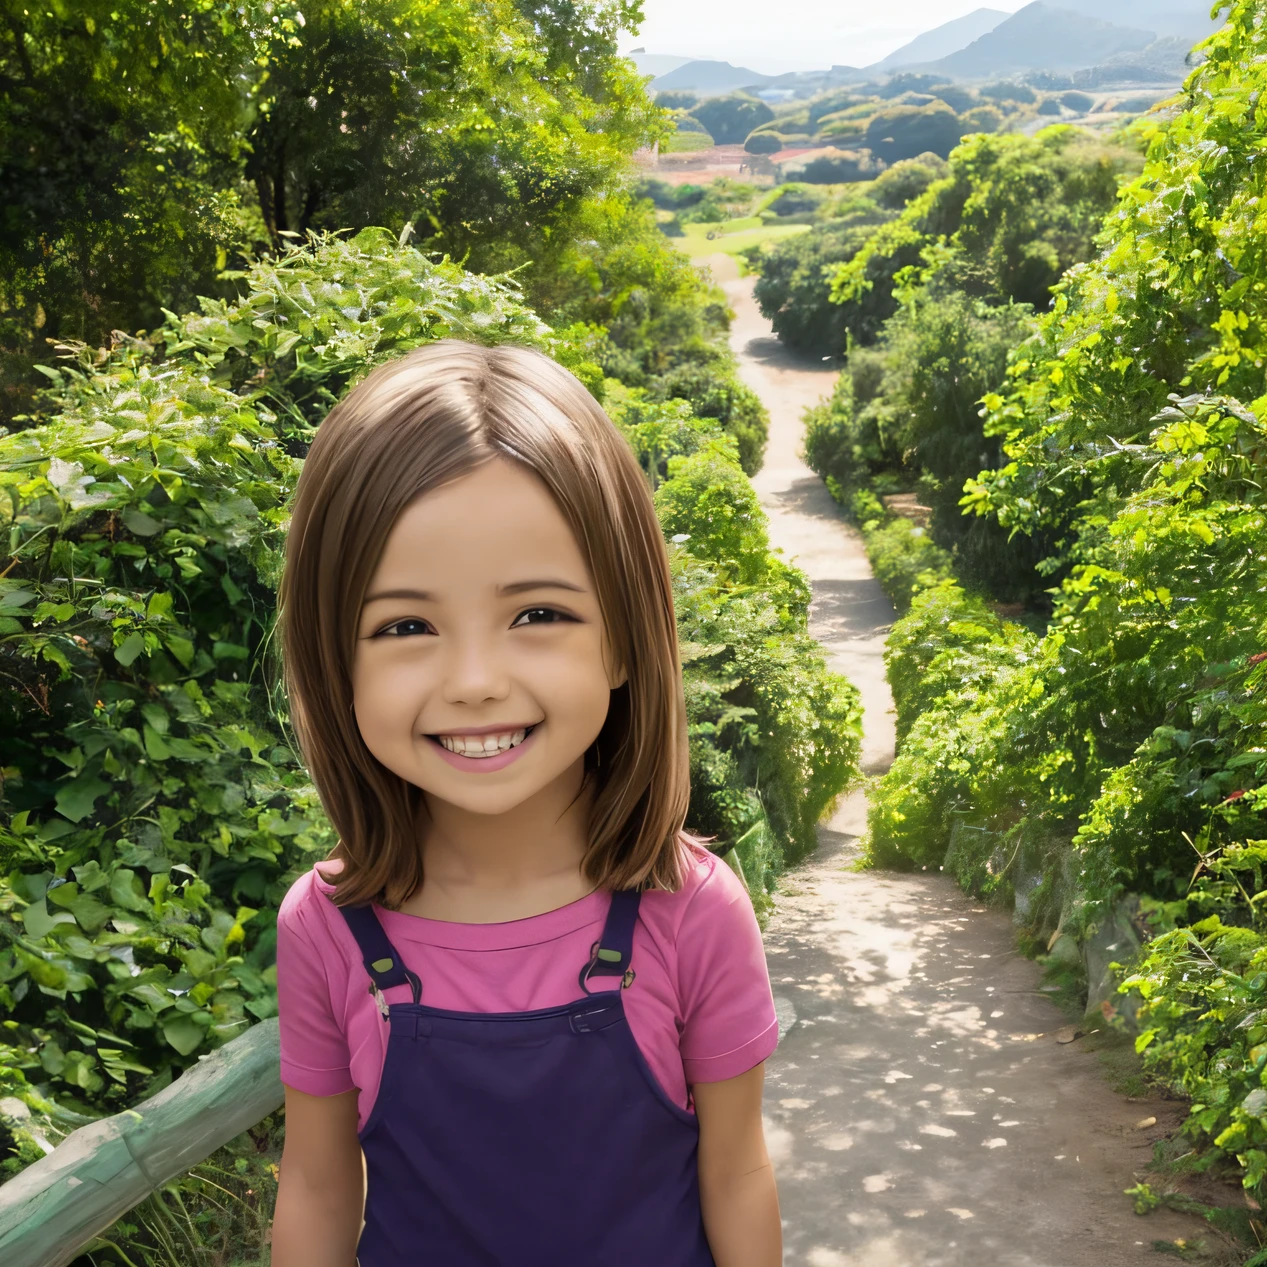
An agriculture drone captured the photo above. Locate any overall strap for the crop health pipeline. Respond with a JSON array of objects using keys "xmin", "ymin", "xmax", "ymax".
[
  {"xmin": 578, "ymin": 889, "xmax": 642, "ymax": 994},
  {"xmin": 335, "ymin": 902, "xmax": 422, "ymax": 1007}
]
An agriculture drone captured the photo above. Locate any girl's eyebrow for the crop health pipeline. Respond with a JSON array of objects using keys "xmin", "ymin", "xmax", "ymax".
[{"xmin": 361, "ymin": 579, "xmax": 587, "ymax": 604}]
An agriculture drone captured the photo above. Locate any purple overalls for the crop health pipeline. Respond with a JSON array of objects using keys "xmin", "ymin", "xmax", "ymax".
[{"xmin": 335, "ymin": 888, "xmax": 717, "ymax": 1266}]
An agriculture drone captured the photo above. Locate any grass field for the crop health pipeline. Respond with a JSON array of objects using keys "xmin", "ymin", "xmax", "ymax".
[{"xmin": 675, "ymin": 220, "xmax": 812, "ymax": 261}]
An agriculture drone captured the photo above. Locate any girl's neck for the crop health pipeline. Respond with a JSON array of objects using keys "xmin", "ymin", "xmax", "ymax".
[{"xmin": 399, "ymin": 765, "xmax": 596, "ymax": 924}]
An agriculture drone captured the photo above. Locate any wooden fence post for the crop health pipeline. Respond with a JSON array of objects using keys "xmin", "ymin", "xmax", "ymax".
[{"xmin": 0, "ymin": 1018, "xmax": 283, "ymax": 1267}]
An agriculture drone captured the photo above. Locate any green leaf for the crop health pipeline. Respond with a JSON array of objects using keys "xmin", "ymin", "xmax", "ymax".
[
  {"xmin": 54, "ymin": 775, "xmax": 110, "ymax": 823},
  {"xmin": 162, "ymin": 1014, "xmax": 206, "ymax": 1056},
  {"xmin": 22, "ymin": 898, "xmax": 77, "ymax": 939},
  {"xmin": 123, "ymin": 507, "xmax": 163, "ymax": 536},
  {"xmin": 114, "ymin": 631, "xmax": 146, "ymax": 666}
]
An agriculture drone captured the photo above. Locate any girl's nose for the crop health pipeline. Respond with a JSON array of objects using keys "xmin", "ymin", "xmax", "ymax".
[{"xmin": 440, "ymin": 634, "xmax": 511, "ymax": 706}]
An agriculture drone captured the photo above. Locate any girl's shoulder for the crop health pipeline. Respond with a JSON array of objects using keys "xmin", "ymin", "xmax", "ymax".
[
  {"xmin": 276, "ymin": 860, "xmax": 350, "ymax": 952},
  {"xmin": 639, "ymin": 838, "xmax": 754, "ymax": 940}
]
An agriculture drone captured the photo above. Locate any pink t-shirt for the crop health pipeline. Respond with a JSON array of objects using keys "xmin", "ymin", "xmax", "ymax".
[{"xmin": 276, "ymin": 843, "xmax": 778, "ymax": 1132}]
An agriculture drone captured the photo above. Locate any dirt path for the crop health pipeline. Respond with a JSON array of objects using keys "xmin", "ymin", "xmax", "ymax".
[{"xmin": 708, "ymin": 256, "xmax": 1213, "ymax": 1266}]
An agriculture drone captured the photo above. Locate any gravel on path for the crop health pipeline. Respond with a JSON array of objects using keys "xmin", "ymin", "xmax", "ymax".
[{"xmin": 704, "ymin": 255, "xmax": 1219, "ymax": 1266}]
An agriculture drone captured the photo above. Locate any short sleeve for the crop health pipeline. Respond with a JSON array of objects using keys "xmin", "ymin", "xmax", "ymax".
[
  {"xmin": 276, "ymin": 872, "xmax": 357, "ymax": 1096},
  {"xmin": 676, "ymin": 856, "xmax": 778, "ymax": 1084}
]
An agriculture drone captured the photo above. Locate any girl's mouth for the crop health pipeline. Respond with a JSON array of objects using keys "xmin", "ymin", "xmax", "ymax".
[{"xmin": 426, "ymin": 723, "xmax": 540, "ymax": 772}]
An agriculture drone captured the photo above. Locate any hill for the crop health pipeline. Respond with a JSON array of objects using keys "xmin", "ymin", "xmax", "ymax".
[
  {"xmin": 651, "ymin": 59, "xmax": 771, "ymax": 94},
  {"xmin": 626, "ymin": 50, "xmax": 694, "ymax": 79},
  {"xmin": 1050, "ymin": 0, "xmax": 1220, "ymax": 41},
  {"xmin": 873, "ymin": 7, "xmax": 1009, "ymax": 71},
  {"xmin": 923, "ymin": 2, "xmax": 1154, "ymax": 78}
]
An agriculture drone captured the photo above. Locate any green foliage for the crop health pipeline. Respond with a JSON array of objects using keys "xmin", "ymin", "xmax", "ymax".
[
  {"xmin": 688, "ymin": 94, "xmax": 774, "ymax": 146},
  {"xmin": 871, "ymin": 154, "xmax": 950, "ymax": 210},
  {"xmin": 0, "ymin": 0, "xmax": 287, "ymax": 361},
  {"xmin": 802, "ymin": 285, "xmax": 1044, "ymax": 600},
  {"xmin": 867, "ymin": 582, "xmax": 1036, "ymax": 869},
  {"xmin": 862, "ymin": 1, "xmax": 1267, "ymax": 1207},
  {"xmin": 0, "ymin": 232, "xmax": 857, "ymax": 1213},
  {"xmin": 745, "ymin": 132, "xmax": 783, "ymax": 155},
  {"xmin": 830, "ymin": 127, "xmax": 1139, "ymax": 341},
  {"xmin": 0, "ymin": 234, "xmax": 551, "ymax": 1162},
  {"xmin": 0, "ymin": 0, "xmax": 663, "ymax": 426},
  {"xmin": 790, "ymin": 150, "xmax": 885, "ymax": 185},
  {"xmin": 980, "ymin": 81, "xmax": 1037, "ymax": 104},
  {"xmin": 1061, "ymin": 91, "xmax": 1095, "ymax": 112},
  {"xmin": 655, "ymin": 91, "xmax": 699, "ymax": 110},
  {"xmin": 865, "ymin": 103, "xmax": 964, "ymax": 164},
  {"xmin": 530, "ymin": 194, "xmax": 769, "ymax": 472},
  {"xmin": 753, "ymin": 220, "xmax": 885, "ymax": 357}
]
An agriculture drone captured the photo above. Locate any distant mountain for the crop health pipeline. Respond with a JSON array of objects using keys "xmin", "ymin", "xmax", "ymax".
[
  {"xmin": 873, "ymin": 7, "xmax": 1009, "ymax": 72},
  {"xmin": 651, "ymin": 60, "xmax": 772, "ymax": 94},
  {"xmin": 1049, "ymin": 1, "xmax": 1219, "ymax": 42},
  {"xmin": 923, "ymin": 2, "xmax": 1154, "ymax": 78},
  {"xmin": 625, "ymin": 51, "xmax": 693, "ymax": 79}
]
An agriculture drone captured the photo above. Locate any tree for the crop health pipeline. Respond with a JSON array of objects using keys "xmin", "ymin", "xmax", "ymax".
[
  {"xmin": 688, "ymin": 94, "xmax": 773, "ymax": 145},
  {"xmin": 0, "ymin": 0, "xmax": 283, "ymax": 360},
  {"xmin": 753, "ymin": 214, "xmax": 889, "ymax": 356},
  {"xmin": 246, "ymin": 0, "xmax": 658, "ymax": 272},
  {"xmin": 829, "ymin": 127, "xmax": 1140, "ymax": 345},
  {"xmin": 745, "ymin": 132, "xmax": 783, "ymax": 154},
  {"xmin": 865, "ymin": 103, "xmax": 964, "ymax": 163}
]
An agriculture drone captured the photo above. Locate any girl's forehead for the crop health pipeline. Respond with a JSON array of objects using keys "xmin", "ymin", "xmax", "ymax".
[{"xmin": 371, "ymin": 463, "xmax": 592, "ymax": 589}]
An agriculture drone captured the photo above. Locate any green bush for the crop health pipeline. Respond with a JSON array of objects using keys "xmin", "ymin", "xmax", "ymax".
[
  {"xmin": 1060, "ymin": 91, "xmax": 1095, "ymax": 112},
  {"xmin": 744, "ymin": 132, "xmax": 783, "ymax": 155},
  {"xmin": 979, "ymin": 81, "xmax": 1037, "ymax": 104},
  {"xmin": 865, "ymin": 103, "xmax": 964, "ymax": 164},
  {"xmin": 789, "ymin": 149, "xmax": 885, "ymax": 185},
  {"xmin": 688, "ymin": 94, "xmax": 774, "ymax": 145},
  {"xmin": 867, "ymin": 2, "xmax": 1267, "ymax": 1206},
  {"xmin": 753, "ymin": 219, "xmax": 886, "ymax": 357},
  {"xmin": 0, "ymin": 231, "xmax": 858, "ymax": 1213},
  {"xmin": 871, "ymin": 154, "xmax": 950, "ymax": 209}
]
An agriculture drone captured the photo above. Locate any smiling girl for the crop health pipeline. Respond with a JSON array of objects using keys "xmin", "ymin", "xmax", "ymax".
[{"xmin": 270, "ymin": 340, "xmax": 782, "ymax": 1266}]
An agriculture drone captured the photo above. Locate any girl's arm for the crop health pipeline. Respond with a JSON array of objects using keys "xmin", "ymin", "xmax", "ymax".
[
  {"xmin": 271, "ymin": 1085, "xmax": 365, "ymax": 1267},
  {"xmin": 693, "ymin": 1062, "xmax": 782, "ymax": 1267}
]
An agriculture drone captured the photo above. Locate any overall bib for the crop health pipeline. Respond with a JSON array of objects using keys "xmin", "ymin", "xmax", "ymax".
[{"xmin": 335, "ymin": 889, "xmax": 717, "ymax": 1266}]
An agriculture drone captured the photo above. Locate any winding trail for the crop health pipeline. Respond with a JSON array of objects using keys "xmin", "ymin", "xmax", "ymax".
[{"xmin": 706, "ymin": 256, "xmax": 1214, "ymax": 1266}]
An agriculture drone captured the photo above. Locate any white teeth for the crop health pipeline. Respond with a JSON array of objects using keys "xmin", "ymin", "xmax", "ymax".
[{"xmin": 438, "ymin": 728, "xmax": 529, "ymax": 757}]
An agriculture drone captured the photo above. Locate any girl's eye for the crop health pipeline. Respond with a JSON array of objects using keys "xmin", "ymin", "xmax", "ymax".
[
  {"xmin": 377, "ymin": 618, "xmax": 433, "ymax": 637},
  {"xmin": 511, "ymin": 607, "xmax": 573, "ymax": 628}
]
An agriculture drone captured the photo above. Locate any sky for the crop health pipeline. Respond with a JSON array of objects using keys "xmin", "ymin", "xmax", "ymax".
[{"xmin": 622, "ymin": 0, "xmax": 1029, "ymax": 75}]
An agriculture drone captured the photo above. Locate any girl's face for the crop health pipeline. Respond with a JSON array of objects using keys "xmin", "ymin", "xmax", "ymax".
[{"xmin": 352, "ymin": 457, "xmax": 624, "ymax": 819}]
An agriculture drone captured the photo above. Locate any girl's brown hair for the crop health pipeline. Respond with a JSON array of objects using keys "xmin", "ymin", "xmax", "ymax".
[{"xmin": 278, "ymin": 339, "xmax": 691, "ymax": 909}]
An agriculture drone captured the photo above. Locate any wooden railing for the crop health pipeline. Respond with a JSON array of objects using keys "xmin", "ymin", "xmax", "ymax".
[{"xmin": 0, "ymin": 1019, "xmax": 283, "ymax": 1267}]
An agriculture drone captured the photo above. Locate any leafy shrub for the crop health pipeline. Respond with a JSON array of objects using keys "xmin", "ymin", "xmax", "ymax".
[
  {"xmin": 829, "ymin": 127, "xmax": 1138, "ymax": 346},
  {"xmin": 789, "ymin": 149, "xmax": 885, "ymax": 185},
  {"xmin": 867, "ymin": 1, "xmax": 1267, "ymax": 1202},
  {"xmin": 871, "ymin": 154, "xmax": 950, "ymax": 209},
  {"xmin": 0, "ymin": 232, "xmax": 555, "ymax": 1157},
  {"xmin": 745, "ymin": 132, "xmax": 783, "ymax": 155},
  {"xmin": 865, "ymin": 103, "xmax": 964, "ymax": 164},
  {"xmin": 1060, "ymin": 91, "xmax": 1095, "ymax": 111},
  {"xmin": 753, "ymin": 219, "xmax": 886, "ymax": 357},
  {"xmin": 688, "ymin": 94, "xmax": 774, "ymax": 145},
  {"xmin": 655, "ymin": 449, "xmax": 771, "ymax": 585},
  {"xmin": 1036, "ymin": 98, "xmax": 1062, "ymax": 116},
  {"xmin": 930, "ymin": 84, "xmax": 978, "ymax": 113},
  {"xmin": 959, "ymin": 105, "xmax": 1004, "ymax": 134},
  {"xmin": 0, "ymin": 231, "xmax": 857, "ymax": 1208}
]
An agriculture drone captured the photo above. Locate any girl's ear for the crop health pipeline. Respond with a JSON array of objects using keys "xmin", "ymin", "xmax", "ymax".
[{"xmin": 609, "ymin": 662, "xmax": 629, "ymax": 690}]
